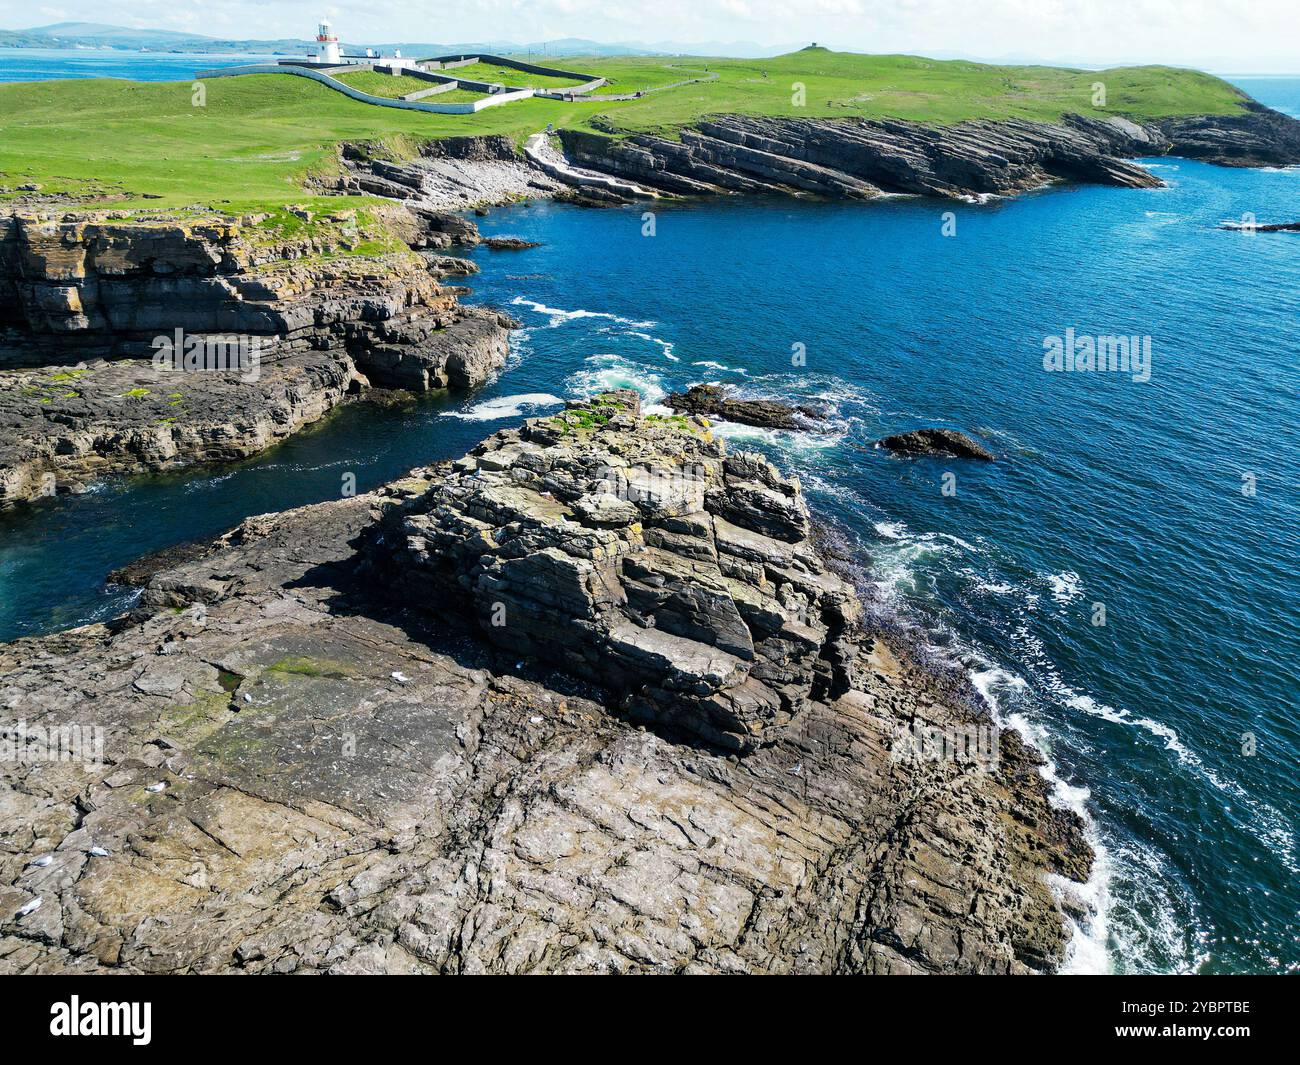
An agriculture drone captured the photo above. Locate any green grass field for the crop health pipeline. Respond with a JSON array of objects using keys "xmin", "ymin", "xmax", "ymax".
[
  {"xmin": 332, "ymin": 70, "xmax": 492, "ymax": 103},
  {"xmin": 333, "ymin": 69, "xmax": 451, "ymax": 99},
  {"xmin": 562, "ymin": 51, "xmax": 1249, "ymax": 132},
  {"xmin": 453, "ymin": 60, "xmax": 588, "ymax": 90},
  {"xmin": 576, "ymin": 58, "xmax": 718, "ymax": 96},
  {"xmin": 0, "ymin": 48, "xmax": 1250, "ymax": 217}
]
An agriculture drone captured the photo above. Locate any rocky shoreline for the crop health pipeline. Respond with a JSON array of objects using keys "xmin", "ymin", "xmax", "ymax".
[
  {"xmin": 554, "ymin": 105, "xmax": 1300, "ymax": 200},
  {"xmin": 324, "ymin": 104, "xmax": 1300, "ymax": 211},
  {"xmin": 0, "ymin": 204, "xmax": 514, "ymax": 507},
  {"xmin": 664, "ymin": 383, "xmax": 825, "ymax": 430},
  {"xmin": 0, "ymin": 393, "xmax": 1090, "ymax": 974}
]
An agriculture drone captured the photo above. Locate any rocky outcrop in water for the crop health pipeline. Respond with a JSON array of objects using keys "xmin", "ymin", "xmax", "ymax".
[
  {"xmin": 878, "ymin": 429, "xmax": 996, "ymax": 461},
  {"xmin": 0, "ymin": 395, "xmax": 1090, "ymax": 974},
  {"xmin": 1218, "ymin": 220, "xmax": 1300, "ymax": 233},
  {"xmin": 0, "ymin": 206, "xmax": 514, "ymax": 506},
  {"xmin": 482, "ymin": 237, "xmax": 543, "ymax": 250},
  {"xmin": 665, "ymin": 384, "xmax": 822, "ymax": 430},
  {"xmin": 557, "ymin": 107, "xmax": 1300, "ymax": 200},
  {"xmin": 0, "ymin": 354, "xmax": 359, "ymax": 505},
  {"xmin": 366, "ymin": 391, "xmax": 853, "ymax": 752}
]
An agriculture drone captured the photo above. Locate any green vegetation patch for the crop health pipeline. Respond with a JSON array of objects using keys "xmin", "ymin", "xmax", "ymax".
[
  {"xmin": 646, "ymin": 413, "xmax": 710, "ymax": 436},
  {"xmin": 548, "ymin": 407, "xmax": 612, "ymax": 434},
  {"xmin": 428, "ymin": 88, "xmax": 495, "ymax": 104},
  {"xmin": 334, "ymin": 69, "xmax": 452, "ymax": 99},
  {"xmin": 265, "ymin": 655, "xmax": 359, "ymax": 679},
  {"xmin": 564, "ymin": 51, "xmax": 1250, "ymax": 136},
  {"xmin": 159, "ymin": 689, "xmax": 231, "ymax": 746},
  {"xmin": 455, "ymin": 60, "xmax": 587, "ymax": 91}
]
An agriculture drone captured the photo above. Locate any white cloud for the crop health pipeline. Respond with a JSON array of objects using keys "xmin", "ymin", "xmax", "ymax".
[{"xmin": 2, "ymin": 0, "xmax": 1297, "ymax": 71}]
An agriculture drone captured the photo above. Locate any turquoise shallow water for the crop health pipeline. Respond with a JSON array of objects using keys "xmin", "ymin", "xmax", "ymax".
[{"xmin": 0, "ymin": 59, "xmax": 1296, "ymax": 972}]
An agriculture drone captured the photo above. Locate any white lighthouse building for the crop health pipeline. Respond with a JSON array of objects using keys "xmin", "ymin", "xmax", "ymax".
[{"xmin": 315, "ymin": 19, "xmax": 341, "ymax": 65}]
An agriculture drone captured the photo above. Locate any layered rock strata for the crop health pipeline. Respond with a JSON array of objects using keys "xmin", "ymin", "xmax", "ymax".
[
  {"xmin": 367, "ymin": 391, "xmax": 855, "ymax": 753},
  {"xmin": 557, "ymin": 108, "xmax": 1300, "ymax": 199},
  {"xmin": 322, "ymin": 105, "xmax": 1300, "ymax": 214},
  {"xmin": 0, "ymin": 206, "xmax": 514, "ymax": 506}
]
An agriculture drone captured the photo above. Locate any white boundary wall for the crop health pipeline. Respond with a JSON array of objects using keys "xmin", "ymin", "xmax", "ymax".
[{"xmin": 194, "ymin": 64, "xmax": 535, "ymax": 114}]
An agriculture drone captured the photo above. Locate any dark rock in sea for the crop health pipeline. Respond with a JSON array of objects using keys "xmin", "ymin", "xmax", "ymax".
[
  {"xmin": 483, "ymin": 236, "xmax": 543, "ymax": 250},
  {"xmin": 1218, "ymin": 220, "xmax": 1300, "ymax": 232},
  {"xmin": 107, "ymin": 538, "xmax": 216, "ymax": 588},
  {"xmin": 0, "ymin": 391, "xmax": 1091, "ymax": 973},
  {"xmin": 877, "ymin": 428, "xmax": 996, "ymax": 461},
  {"xmin": 665, "ymin": 383, "xmax": 822, "ymax": 430}
]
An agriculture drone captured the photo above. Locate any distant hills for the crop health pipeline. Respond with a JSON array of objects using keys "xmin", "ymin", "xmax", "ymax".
[
  {"xmin": 1, "ymin": 22, "xmax": 310, "ymax": 54},
  {"xmin": 0, "ymin": 21, "xmax": 780, "ymax": 58}
]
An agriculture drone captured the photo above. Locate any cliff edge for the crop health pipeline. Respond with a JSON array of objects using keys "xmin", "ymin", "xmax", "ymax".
[{"xmin": 0, "ymin": 204, "xmax": 513, "ymax": 507}]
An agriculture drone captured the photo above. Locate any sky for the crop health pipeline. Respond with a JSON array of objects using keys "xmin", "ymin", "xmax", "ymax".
[{"xmin": 3, "ymin": 0, "xmax": 1299, "ymax": 72}]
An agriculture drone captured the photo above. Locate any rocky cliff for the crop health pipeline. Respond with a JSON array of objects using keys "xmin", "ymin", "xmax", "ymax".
[
  {"xmin": 557, "ymin": 107, "xmax": 1300, "ymax": 199},
  {"xmin": 366, "ymin": 390, "xmax": 855, "ymax": 753},
  {"xmin": 0, "ymin": 205, "xmax": 514, "ymax": 506},
  {"xmin": 1153, "ymin": 102, "xmax": 1300, "ymax": 167},
  {"xmin": 0, "ymin": 393, "xmax": 1090, "ymax": 974}
]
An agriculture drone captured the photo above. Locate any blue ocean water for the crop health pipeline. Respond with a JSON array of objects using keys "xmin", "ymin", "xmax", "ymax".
[
  {"xmin": 0, "ymin": 60, "xmax": 1297, "ymax": 973},
  {"xmin": 0, "ymin": 47, "xmax": 271, "ymax": 82}
]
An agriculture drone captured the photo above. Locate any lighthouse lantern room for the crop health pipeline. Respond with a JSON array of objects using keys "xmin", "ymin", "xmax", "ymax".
[{"xmin": 316, "ymin": 19, "xmax": 341, "ymax": 65}]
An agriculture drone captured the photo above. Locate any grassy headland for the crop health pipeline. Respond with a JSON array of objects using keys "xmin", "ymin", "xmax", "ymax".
[{"xmin": 0, "ymin": 48, "xmax": 1250, "ymax": 218}]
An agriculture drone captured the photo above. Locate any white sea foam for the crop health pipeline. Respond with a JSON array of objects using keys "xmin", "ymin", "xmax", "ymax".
[
  {"xmin": 691, "ymin": 359, "xmax": 749, "ymax": 375},
  {"xmin": 862, "ymin": 522, "xmax": 959, "ymax": 602},
  {"xmin": 625, "ymin": 330, "xmax": 680, "ymax": 361},
  {"xmin": 706, "ymin": 418, "xmax": 843, "ymax": 454},
  {"xmin": 184, "ymin": 472, "xmax": 235, "ymax": 490},
  {"xmin": 510, "ymin": 296, "xmax": 655, "ymax": 329},
  {"xmin": 440, "ymin": 393, "xmax": 563, "ymax": 421},
  {"xmin": 1047, "ymin": 570, "xmax": 1083, "ymax": 604},
  {"xmin": 971, "ymin": 665, "xmax": 1116, "ymax": 974},
  {"xmin": 567, "ymin": 354, "xmax": 667, "ymax": 405},
  {"xmin": 1064, "ymin": 693, "xmax": 1298, "ymax": 876},
  {"xmin": 1008, "ymin": 619, "xmax": 1299, "ymax": 880}
]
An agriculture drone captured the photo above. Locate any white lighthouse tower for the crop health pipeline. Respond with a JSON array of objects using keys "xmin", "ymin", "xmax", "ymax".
[{"xmin": 316, "ymin": 19, "xmax": 341, "ymax": 65}]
